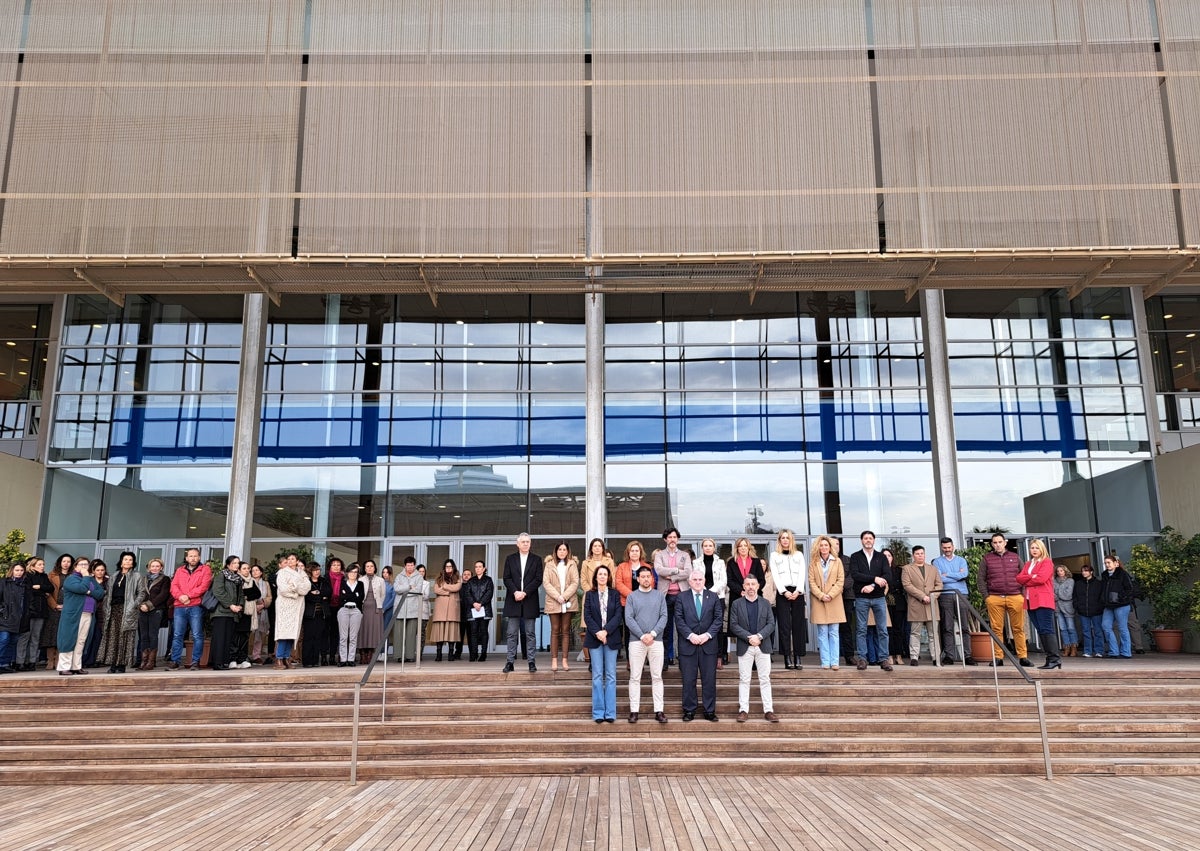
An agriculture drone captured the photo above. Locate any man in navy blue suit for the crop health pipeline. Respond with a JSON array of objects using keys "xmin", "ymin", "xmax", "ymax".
[{"xmin": 675, "ymin": 569, "xmax": 724, "ymax": 722}]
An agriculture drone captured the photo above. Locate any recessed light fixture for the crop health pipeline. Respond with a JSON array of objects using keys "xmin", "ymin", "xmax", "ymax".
[
  {"xmin": 456, "ymin": 320, "xmax": 464, "ymax": 325},
  {"xmin": 1164, "ymin": 314, "xmax": 1174, "ymax": 319},
  {"xmin": 93, "ymin": 324, "xmax": 102, "ymax": 329},
  {"xmin": 1178, "ymin": 350, "xmax": 1186, "ymax": 354},
  {"xmin": 437, "ymin": 505, "xmax": 446, "ymax": 509},
  {"xmin": 193, "ymin": 507, "xmax": 203, "ymax": 512},
  {"xmin": 17, "ymin": 371, "xmax": 26, "ymax": 375},
  {"xmin": 5, "ymin": 341, "xmax": 14, "ymax": 347},
  {"xmin": 1176, "ymin": 363, "xmax": 1184, "ymax": 369},
  {"xmin": 371, "ymin": 361, "xmax": 380, "ymax": 366},
  {"xmin": 358, "ymin": 505, "xmax": 366, "ymax": 510},
  {"xmin": 30, "ymin": 324, "xmax": 36, "ymax": 329},
  {"xmin": 1100, "ymin": 315, "xmax": 1111, "ymax": 320},
  {"xmin": 536, "ymin": 320, "xmax": 544, "ymax": 325},
  {"xmin": 188, "ymin": 525, "xmax": 197, "ymax": 530},
  {"xmin": 1188, "ymin": 333, "xmax": 1196, "ymax": 339}
]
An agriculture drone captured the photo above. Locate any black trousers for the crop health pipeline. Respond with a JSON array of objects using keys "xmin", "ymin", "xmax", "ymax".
[
  {"xmin": 777, "ymin": 594, "xmax": 807, "ymax": 658},
  {"xmin": 325, "ymin": 609, "xmax": 340, "ymax": 661},
  {"xmin": 138, "ymin": 610, "xmax": 163, "ymax": 654},
  {"xmin": 467, "ymin": 618, "xmax": 490, "ymax": 656},
  {"xmin": 303, "ymin": 617, "xmax": 328, "ymax": 666},
  {"xmin": 210, "ymin": 617, "xmax": 235, "ymax": 668},
  {"xmin": 678, "ymin": 650, "xmax": 717, "ymax": 714}
]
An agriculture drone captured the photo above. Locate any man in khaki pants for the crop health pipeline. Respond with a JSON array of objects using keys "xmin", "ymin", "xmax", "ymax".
[{"xmin": 978, "ymin": 533, "xmax": 1030, "ymax": 667}]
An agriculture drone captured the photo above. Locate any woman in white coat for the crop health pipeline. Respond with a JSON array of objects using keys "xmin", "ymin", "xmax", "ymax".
[
  {"xmin": 273, "ymin": 554, "xmax": 311, "ymax": 670},
  {"xmin": 769, "ymin": 529, "xmax": 808, "ymax": 670}
]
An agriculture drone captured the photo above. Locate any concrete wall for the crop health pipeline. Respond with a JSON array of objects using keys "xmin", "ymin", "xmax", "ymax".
[
  {"xmin": 0, "ymin": 453, "xmax": 44, "ymax": 548},
  {"xmin": 1155, "ymin": 443, "xmax": 1200, "ymax": 533}
]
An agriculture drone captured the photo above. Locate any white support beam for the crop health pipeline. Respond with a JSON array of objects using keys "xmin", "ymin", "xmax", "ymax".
[
  {"xmin": 1067, "ymin": 258, "xmax": 1114, "ymax": 301},
  {"xmin": 905, "ymin": 260, "xmax": 938, "ymax": 302},
  {"xmin": 245, "ymin": 266, "xmax": 281, "ymax": 306},
  {"xmin": 418, "ymin": 265, "xmax": 438, "ymax": 307},
  {"xmin": 1144, "ymin": 258, "xmax": 1196, "ymax": 299},
  {"xmin": 73, "ymin": 267, "xmax": 124, "ymax": 307}
]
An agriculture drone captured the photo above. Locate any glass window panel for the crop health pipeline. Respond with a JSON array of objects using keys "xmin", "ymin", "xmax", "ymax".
[
  {"xmin": 145, "ymin": 347, "xmax": 240, "ymax": 393},
  {"xmin": 530, "ymin": 349, "xmax": 584, "ymax": 392},
  {"xmin": 605, "ymin": 393, "xmax": 664, "ymax": 459},
  {"xmin": 260, "ymin": 393, "xmax": 373, "ymax": 464},
  {"xmin": 252, "ymin": 465, "xmax": 386, "ymax": 539},
  {"xmin": 264, "ymin": 347, "xmax": 367, "ymax": 393},
  {"xmin": 107, "ymin": 394, "xmax": 236, "ymax": 464},
  {"xmin": 826, "ymin": 461, "xmax": 937, "ymax": 539},
  {"xmin": 383, "ymin": 348, "xmax": 437, "ymax": 391},
  {"xmin": 95, "ymin": 465, "xmax": 234, "ymax": 541},
  {"xmin": 380, "ymin": 394, "xmax": 528, "ymax": 462},
  {"xmin": 530, "ymin": 394, "xmax": 584, "ymax": 459},
  {"xmin": 668, "ymin": 462, "xmax": 814, "ymax": 538},
  {"xmin": 40, "ymin": 467, "xmax": 104, "ymax": 539},
  {"xmin": 48, "ymin": 394, "xmax": 117, "ymax": 462},
  {"xmin": 605, "ymin": 463, "xmax": 666, "ymax": 535},
  {"xmin": 604, "ymin": 349, "xmax": 664, "ymax": 392},
  {"xmin": 529, "ymin": 465, "xmax": 584, "ymax": 537},
  {"xmin": 388, "ymin": 464, "xmax": 529, "ymax": 538}
]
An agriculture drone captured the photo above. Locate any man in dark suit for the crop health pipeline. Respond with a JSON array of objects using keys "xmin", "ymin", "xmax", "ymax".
[
  {"xmin": 847, "ymin": 530, "xmax": 894, "ymax": 672},
  {"xmin": 675, "ymin": 568, "xmax": 724, "ymax": 721},
  {"xmin": 501, "ymin": 532, "xmax": 542, "ymax": 673}
]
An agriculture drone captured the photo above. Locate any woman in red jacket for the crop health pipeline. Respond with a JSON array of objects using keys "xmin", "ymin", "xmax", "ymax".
[{"xmin": 1018, "ymin": 539, "xmax": 1060, "ymax": 670}]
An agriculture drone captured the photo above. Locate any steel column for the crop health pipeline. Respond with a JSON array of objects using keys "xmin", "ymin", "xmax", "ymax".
[
  {"xmin": 920, "ymin": 289, "xmax": 963, "ymax": 544},
  {"xmin": 225, "ymin": 293, "xmax": 268, "ymax": 559},
  {"xmin": 585, "ymin": 292, "xmax": 606, "ymax": 539}
]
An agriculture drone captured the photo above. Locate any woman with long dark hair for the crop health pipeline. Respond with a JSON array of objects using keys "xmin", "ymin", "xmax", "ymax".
[
  {"xmin": 100, "ymin": 551, "xmax": 146, "ymax": 674},
  {"xmin": 358, "ymin": 559, "xmax": 386, "ymax": 665},
  {"xmin": 336, "ymin": 564, "xmax": 365, "ymax": 666},
  {"xmin": 543, "ymin": 542, "xmax": 580, "ymax": 672},
  {"xmin": 429, "ymin": 559, "xmax": 462, "ymax": 662},
  {"xmin": 301, "ymin": 563, "xmax": 332, "ymax": 668},
  {"xmin": 81, "ymin": 561, "xmax": 109, "ymax": 668},
  {"xmin": 463, "ymin": 559, "xmax": 495, "ymax": 662},
  {"xmin": 584, "ymin": 565, "xmax": 623, "ymax": 723}
]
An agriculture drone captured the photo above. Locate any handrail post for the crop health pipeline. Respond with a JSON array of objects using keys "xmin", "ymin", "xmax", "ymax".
[
  {"xmin": 350, "ymin": 681, "xmax": 361, "ymax": 786},
  {"xmin": 992, "ymin": 648, "xmax": 1003, "ymax": 719},
  {"xmin": 1034, "ymin": 680, "xmax": 1053, "ymax": 780}
]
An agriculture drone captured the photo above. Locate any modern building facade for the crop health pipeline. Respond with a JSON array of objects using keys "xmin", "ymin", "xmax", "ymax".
[{"xmin": 0, "ymin": 2, "xmax": 1198, "ymax": 591}]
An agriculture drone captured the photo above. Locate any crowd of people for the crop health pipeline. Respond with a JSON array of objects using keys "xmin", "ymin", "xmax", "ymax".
[{"xmin": 0, "ymin": 532, "xmax": 1144, "ymax": 717}]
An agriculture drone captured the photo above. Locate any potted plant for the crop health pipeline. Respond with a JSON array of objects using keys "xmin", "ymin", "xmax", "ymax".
[{"xmin": 1127, "ymin": 527, "xmax": 1200, "ymax": 654}]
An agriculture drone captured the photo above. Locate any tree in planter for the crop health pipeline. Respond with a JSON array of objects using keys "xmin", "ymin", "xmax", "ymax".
[
  {"xmin": 1127, "ymin": 528, "xmax": 1200, "ymax": 632},
  {"xmin": 0, "ymin": 529, "xmax": 32, "ymax": 578}
]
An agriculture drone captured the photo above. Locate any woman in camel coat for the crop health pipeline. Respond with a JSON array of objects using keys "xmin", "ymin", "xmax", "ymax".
[
  {"xmin": 807, "ymin": 535, "xmax": 845, "ymax": 670},
  {"xmin": 543, "ymin": 542, "xmax": 581, "ymax": 672}
]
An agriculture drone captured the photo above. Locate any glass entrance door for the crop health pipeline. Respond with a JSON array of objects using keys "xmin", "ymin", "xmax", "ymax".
[{"xmin": 383, "ymin": 540, "xmax": 503, "ymax": 651}]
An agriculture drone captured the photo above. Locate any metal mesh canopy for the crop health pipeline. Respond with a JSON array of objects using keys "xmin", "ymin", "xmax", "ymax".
[{"xmin": 0, "ymin": 0, "xmax": 1195, "ymax": 277}]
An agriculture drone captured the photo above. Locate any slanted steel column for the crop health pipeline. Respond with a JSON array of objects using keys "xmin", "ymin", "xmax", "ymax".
[
  {"xmin": 585, "ymin": 292, "xmax": 606, "ymax": 538},
  {"xmin": 225, "ymin": 293, "xmax": 268, "ymax": 560},
  {"xmin": 920, "ymin": 289, "xmax": 963, "ymax": 543}
]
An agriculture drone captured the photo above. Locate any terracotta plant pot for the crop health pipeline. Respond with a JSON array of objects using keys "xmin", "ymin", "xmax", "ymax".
[
  {"xmin": 1151, "ymin": 628, "xmax": 1184, "ymax": 654},
  {"xmin": 969, "ymin": 631, "xmax": 995, "ymax": 662}
]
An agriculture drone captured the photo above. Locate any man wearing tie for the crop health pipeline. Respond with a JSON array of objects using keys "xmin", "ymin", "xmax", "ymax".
[
  {"xmin": 502, "ymin": 532, "xmax": 542, "ymax": 673},
  {"xmin": 676, "ymin": 569, "xmax": 724, "ymax": 722}
]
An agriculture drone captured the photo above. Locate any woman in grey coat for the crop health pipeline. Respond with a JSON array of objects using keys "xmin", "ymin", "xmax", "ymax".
[
  {"xmin": 1053, "ymin": 564, "xmax": 1079, "ymax": 657},
  {"xmin": 101, "ymin": 551, "xmax": 147, "ymax": 673}
]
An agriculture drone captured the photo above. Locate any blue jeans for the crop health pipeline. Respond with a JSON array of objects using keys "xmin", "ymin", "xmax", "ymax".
[
  {"xmin": 1102, "ymin": 606, "xmax": 1131, "ymax": 657},
  {"xmin": 854, "ymin": 597, "xmax": 888, "ymax": 662},
  {"xmin": 816, "ymin": 623, "xmax": 839, "ymax": 667},
  {"xmin": 1055, "ymin": 611, "xmax": 1078, "ymax": 645},
  {"xmin": 590, "ymin": 645, "xmax": 618, "ymax": 720},
  {"xmin": 0, "ymin": 631, "xmax": 15, "ymax": 667},
  {"xmin": 171, "ymin": 606, "xmax": 205, "ymax": 664},
  {"xmin": 275, "ymin": 639, "xmax": 294, "ymax": 660},
  {"xmin": 1080, "ymin": 614, "xmax": 1104, "ymax": 656}
]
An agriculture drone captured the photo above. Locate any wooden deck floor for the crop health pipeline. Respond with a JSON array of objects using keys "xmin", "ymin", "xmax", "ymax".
[{"xmin": 4, "ymin": 775, "xmax": 1197, "ymax": 850}]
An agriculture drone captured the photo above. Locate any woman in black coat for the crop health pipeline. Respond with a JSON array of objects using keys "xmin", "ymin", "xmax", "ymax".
[
  {"xmin": 1073, "ymin": 564, "xmax": 1105, "ymax": 657},
  {"xmin": 462, "ymin": 560, "xmax": 495, "ymax": 663},
  {"xmin": 301, "ymin": 564, "xmax": 332, "ymax": 668}
]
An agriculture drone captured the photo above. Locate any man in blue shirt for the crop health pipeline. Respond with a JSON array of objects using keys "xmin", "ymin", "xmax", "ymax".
[{"xmin": 932, "ymin": 537, "xmax": 977, "ymax": 666}]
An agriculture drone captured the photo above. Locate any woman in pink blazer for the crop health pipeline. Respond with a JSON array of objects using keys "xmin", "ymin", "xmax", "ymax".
[{"xmin": 1017, "ymin": 539, "xmax": 1059, "ymax": 670}]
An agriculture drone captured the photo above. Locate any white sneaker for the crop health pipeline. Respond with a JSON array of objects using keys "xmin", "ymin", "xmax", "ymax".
[{"xmin": 238, "ymin": 661, "xmax": 252, "ymax": 669}]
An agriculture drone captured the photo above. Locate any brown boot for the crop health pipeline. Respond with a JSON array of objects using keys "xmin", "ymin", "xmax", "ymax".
[
  {"xmin": 145, "ymin": 650, "xmax": 158, "ymax": 670},
  {"xmin": 274, "ymin": 658, "xmax": 286, "ymax": 669}
]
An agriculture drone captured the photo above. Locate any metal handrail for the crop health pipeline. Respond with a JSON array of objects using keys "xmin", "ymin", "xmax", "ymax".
[
  {"xmin": 349, "ymin": 589, "xmax": 426, "ymax": 786},
  {"xmin": 952, "ymin": 595, "xmax": 1053, "ymax": 780}
]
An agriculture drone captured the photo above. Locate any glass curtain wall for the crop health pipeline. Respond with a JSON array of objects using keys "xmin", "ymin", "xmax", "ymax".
[{"xmin": 39, "ymin": 289, "xmax": 1160, "ymax": 563}]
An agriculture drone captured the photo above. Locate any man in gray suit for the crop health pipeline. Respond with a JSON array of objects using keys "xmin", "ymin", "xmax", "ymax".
[
  {"xmin": 729, "ymin": 573, "xmax": 779, "ymax": 722},
  {"xmin": 675, "ymin": 569, "xmax": 724, "ymax": 722}
]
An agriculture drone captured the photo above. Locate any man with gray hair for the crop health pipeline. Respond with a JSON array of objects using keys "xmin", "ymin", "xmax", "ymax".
[
  {"xmin": 675, "ymin": 568, "xmax": 723, "ymax": 722},
  {"xmin": 501, "ymin": 532, "xmax": 542, "ymax": 673}
]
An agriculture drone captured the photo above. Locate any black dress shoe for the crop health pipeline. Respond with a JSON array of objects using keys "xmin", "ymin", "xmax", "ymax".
[
  {"xmin": 628, "ymin": 712, "xmax": 638, "ymax": 723},
  {"xmin": 988, "ymin": 660, "xmax": 1003, "ymax": 667},
  {"xmin": 783, "ymin": 658, "xmax": 793, "ymax": 670},
  {"xmin": 594, "ymin": 718, "xmax": 604, "ymax": 724},
  {"xmin": 655, "ymin": 712, "xmax": 668, "ymax": 724},
  {"xmin": 682, "ymin": 711, "xmax": 695, "ymax": 722},
  {"xmin": 528, "ymin": 662, "xmax": 537, "ymax": 673},
  {"xmin": 1019, "ymin": 657, "xmax": 1033, "ymax": 667},
  {"xmin": 909, "ymin": 658, "xmax": 918, "ymax": 667},
  {"xmin": 965, "ymin": 657, "xmax": 978, "ymax": 666},
  {"xmin": 704, "ymin": 712, "xmax": 719, "ymax": 722},
  {"xmin": 604, "ymin": 718, "xmax": 615, "ymax": 723},
  {"xmin": 502, "ymin": 662, "xmax": 515, "ymax": 673}
]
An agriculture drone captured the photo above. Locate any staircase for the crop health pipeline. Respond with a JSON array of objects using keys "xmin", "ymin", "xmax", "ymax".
[{"xmin": 2, "ymin": 663, "xmax": 1197, "ymax": 784}]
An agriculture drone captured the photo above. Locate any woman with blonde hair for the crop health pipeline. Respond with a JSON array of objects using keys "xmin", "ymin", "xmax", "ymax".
[
  {"xmin": 543, "ymin": 542, "xmax": 581, "ymax": 671},
  {"xmin": 770, "ymin": 529, "xmax": 807, "ymax": 670},
  {"xmin": 808, "ymin": 535, "xmax": 845, "ymax": 669},
  {"xmin": 1018, "ymin": 539, "xmax": 1060, "ymax": 670}
]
